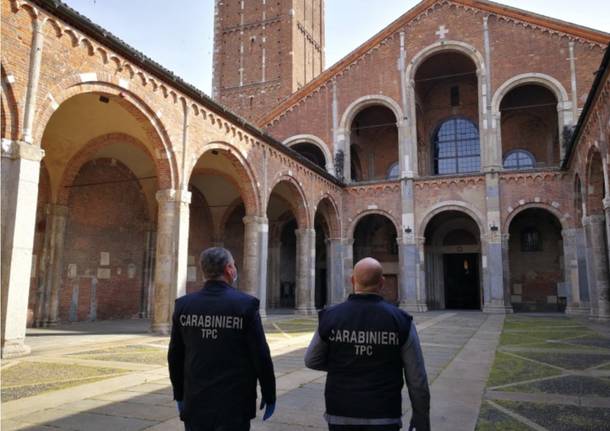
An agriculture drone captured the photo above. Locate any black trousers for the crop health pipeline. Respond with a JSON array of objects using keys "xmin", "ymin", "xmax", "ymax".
[
  {"xmin": 328, "ymin": 425, "xmax": 400, "ymax": 431},
  {"xmin": 185, "ymin": 421, "xmax": 250, "ymax": 431}
]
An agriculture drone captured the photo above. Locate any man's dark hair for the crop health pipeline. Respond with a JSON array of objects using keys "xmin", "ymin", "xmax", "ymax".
[{"xmin": 200, "ymin": 247, "xmax": 233, "ymax": 280}]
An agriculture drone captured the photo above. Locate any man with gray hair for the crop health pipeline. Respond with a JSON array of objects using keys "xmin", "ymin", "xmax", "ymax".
[{"xmin": 168, "ymin": 247, "xmax": 276, "ymax": 431}]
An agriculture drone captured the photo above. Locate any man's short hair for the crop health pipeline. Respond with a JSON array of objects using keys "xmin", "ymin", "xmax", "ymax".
[{"xmin": 200, "ymin": 247, "xmax": 233, "ymax": 280}]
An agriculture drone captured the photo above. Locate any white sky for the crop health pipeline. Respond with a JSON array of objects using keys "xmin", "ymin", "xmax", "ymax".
[{"xmin": 63, "ymin": 0, "xmax": 609, "ymax": 95}]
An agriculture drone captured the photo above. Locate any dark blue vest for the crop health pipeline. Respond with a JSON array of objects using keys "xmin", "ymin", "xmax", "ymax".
[{"xmin": 318, "ymin": 294, "xmax": 412, "ymax": 418}]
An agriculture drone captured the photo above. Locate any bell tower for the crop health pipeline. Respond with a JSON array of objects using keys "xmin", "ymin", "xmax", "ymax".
[{"xmin": 212, "ymin": 0, "xmax": 325, "ymax": 122}]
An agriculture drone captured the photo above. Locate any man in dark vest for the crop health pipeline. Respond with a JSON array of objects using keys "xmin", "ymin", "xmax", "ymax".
[
  {"xmin": 168, "ymin": 247, "xmax": 276, "ymax": 431},
  {"xmin": 305, "ymin": 257, "xmax": 430, "ymax": 431}
]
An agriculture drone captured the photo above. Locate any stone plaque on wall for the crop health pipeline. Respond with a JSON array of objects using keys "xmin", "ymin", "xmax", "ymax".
[
  {"xmin": 100, "ymin": 252, "xmax": 110, "ymax": 266},
  {"xmin": 67, "ymin": 264, "xmax": 78, "ymax": 279},
  {"xmin": 97, "ymin": 268, "xmax": 111, "ymax": 279},
  {"xmin": 187, "ymin": 266, "xmax": 197, "ymax": 282}
]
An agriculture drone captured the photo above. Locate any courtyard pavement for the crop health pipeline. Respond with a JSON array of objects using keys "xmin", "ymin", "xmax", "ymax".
[{"xmin": 2, "ymin": 311, "xmax": 606, "ymax": 430}]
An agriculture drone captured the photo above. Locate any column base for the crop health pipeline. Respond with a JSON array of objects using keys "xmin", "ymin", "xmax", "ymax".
[
  {"xmin": 483, "ymin": 303, "xmax": 514, "ymax": 314},
  {"xmin": 400, "ymin": 302, "xmax": 428, "ymax": 313},
  {"xmin": 565, "ymin": 304, "xmax": 591, "ymax": 316},
  {"xmin": 150, "ymin": 322, "xmax": 171, "ymax": 335},
  {"xmin": 295, "ymin": 307, "xmax": 317, "ymax": 316},
  {"xmin": 1, "ymin": 339, "xmax": 31, "ymax": 358}
]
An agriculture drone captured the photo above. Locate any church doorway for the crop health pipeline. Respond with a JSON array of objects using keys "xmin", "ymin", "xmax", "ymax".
[
  {"xmin": 424, "ymin": 210, "xmax": 482, "ymax": 310},
  {"xmin": 352, "ymin": 214, "xmax": 399, "ymax": 303},
  {"xmin": 443, "ymin": 253, "xmax": 480, "ymax": 309}
]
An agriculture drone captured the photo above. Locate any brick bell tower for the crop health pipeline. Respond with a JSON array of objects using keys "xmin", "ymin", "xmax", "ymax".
[{"xmin": 212, "ymin": 0, "xmax": 325, "ymax": 122}]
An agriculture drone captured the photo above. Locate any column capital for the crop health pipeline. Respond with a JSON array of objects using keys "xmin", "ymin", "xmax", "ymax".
[
  {"xmin": 46, "ymin": 204, "xmax": 69, "ymax": 217},
  {"xmin": 1, "ymin": 139, "xmax": 45, "ymax": 161},
  {"xmin": 294, "ymin": 227, "xmax": 315, "ymax": 236},
  {"xmin": 583, "ymin": 214, "xmax": 606, "ymax": 226},
  {"xmin": 155, "ymin": 188, "xmax": 191, "ymax": 204},
  {"xmin": 242, "ymin": 215, "xmax": 268, "ymax": 225}
]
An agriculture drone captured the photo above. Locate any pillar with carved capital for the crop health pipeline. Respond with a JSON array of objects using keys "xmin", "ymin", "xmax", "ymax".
[
  {"xmin": 41, "ymin": 204, "xmax": 69, "ymax": 326},
  {"xmin": 242, "ymin": 215, "xmax": 269, "ymax": 316},
  {"xmin": 399, "ymin": 235, "xmax": 427, "ymax": 312},
  {"xmin": 151, "ymin": 189, "xmax": 191, "ymax": 335},
  {"xmin": 1, "ymin": 140, "xmax": 45, "ymax": 357},
  {"xmin": 604, "ymin": 197, "xmax": 610, "ymax": 266},
  {"xmin": 583, "ymin": 215, "xmax": 610, "ymax": 321},
  {"xmin": 295, "ymin": 228, "xmax": 316, "ymax": 314}
]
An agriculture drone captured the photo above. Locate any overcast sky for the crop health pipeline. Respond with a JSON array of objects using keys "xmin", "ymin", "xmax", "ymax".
[{"xmin": 63, "ymin": 0, "xmax": 609, "ymax": 95}]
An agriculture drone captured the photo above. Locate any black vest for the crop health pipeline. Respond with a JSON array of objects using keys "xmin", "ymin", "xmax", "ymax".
[{"xmin": 318, "ymin": 294, "xmax": 412, "ymax": 419}]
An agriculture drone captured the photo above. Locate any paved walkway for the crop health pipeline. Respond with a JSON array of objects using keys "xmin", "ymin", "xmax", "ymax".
[{"xmin": 2, "ymin": 311, "xmax": 502, "ymax": 431}]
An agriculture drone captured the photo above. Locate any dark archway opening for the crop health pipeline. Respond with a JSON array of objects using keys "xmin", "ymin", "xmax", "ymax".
[
  {"xmin": 424, "ymin": 211, "xmax": 481, "ymax": 310},
  {"xmin": 353, "ymin": 214, "xmax": 398, "ymax": 303},
  {"xmin": 291, "ymin": 142, "xmax": 326, "ymax": 169},
  {"xmin": 350, "ymin": 106, "xmax": 398, "ymax": 182},
  {"xmin": 508, "ymin": 208, "xmax": 565, "ymax": 312}
]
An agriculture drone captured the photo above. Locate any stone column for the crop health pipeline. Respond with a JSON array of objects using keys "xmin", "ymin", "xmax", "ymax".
[
  {"xmin": 151, "ymin": 189, "xmax": 191, "ymax": 335},
  {"xmin": 267, "ymin": 238, "xmax": 281, "ymax": 308},
  {"xmin": 399, "ymin": 236, "xmax": 426, "ymax": 312},
  {"xmin": 562, "ymin": 228, "xmax": 587, "ymax": 315},
  {"xmin": 327, "ymin": 238, "xmax": 345, "ymax": 305},
  {"xmin": 482, "ymin": 172, "xmax": 512, "ymax": 313},
  {"xmin": 242, "ymin": 216, "xmax": 269, "ymax": 316},
  {"xmin": 344, "ymin": 238, "xmax": 355, "ymax": 297},
  {"xmin": 1, "ymin": 140, "xmax": 45, "ymax": 358},
  {"xmin": 604, "ymin": 197, "xmax": 610, "ymax": 265},
  {"xmin": 583, "ymin": 215, "xmax": 610, "ymax": 321},
  {"xmin": 482, "ymin": 232, "xmax": 512, "ymax": 313},
  {"xmin": 295, "ymin": 228, "xmax": 316, "ymax": 314},
  {"xmin": 43, "ymin": 204, "xmax": 69, "ymax": 326},
  {"xmin": 575, "ymin": 226, "xmax": 591, "ymax": 313},
  {"xmin": 501, "ymin": 235, "xmax": 511, "ymax": 307}
]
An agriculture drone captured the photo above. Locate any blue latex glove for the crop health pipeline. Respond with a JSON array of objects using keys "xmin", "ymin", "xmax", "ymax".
[
  {"xmin": 176, "ymin": 400, "xmax": 184, "ymax": 414},
  {"xmin": 259, "ymin": 400, "xmax": 275, "ymax": 421}
]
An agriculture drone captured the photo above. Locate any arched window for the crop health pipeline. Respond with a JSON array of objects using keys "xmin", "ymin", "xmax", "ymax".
[
  {"xmin": 433, "ymin": 118, "xmax": 480, "ymax": 175},
  {"xmin": 387, "ymin": 162, "xmax": 399, "ymax": 179},
  {"xmin": 503, "ymin": 149, "xmax": 535, "ymax": 170}
]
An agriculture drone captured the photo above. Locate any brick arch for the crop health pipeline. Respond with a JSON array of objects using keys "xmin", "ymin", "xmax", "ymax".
[
  {"xmin": 339, "ymin": 95, "xmax": 403, "ymax": 132},
  {"xmin": 491, "ymin": 73, "xmax": 569, "ymax": 115},
  {"xmin": 418, "ymin": 201, "xmax": 485, "ymax": 238},
  {"xmin": 189, "ymin": 142, "xmax": 261, "ymax": 217},
  {"xmin": 406, "ymin": 41, "xmax": 486, "ymax": 82},
  {"xmin": 585, "ymin": 145, "xmax": 606, "ymax": 216},
  {"xmin": 33, "ymin": 77, "xmax": 177, "ymax": 189},
  {"xmin": 504, "ymin": 203, "xmax": 567, "ymax": 233},
  {"xmin": 1, "ymin": 65, "xmax": 19, "ymax": 140},
  {"xmin": 56, "ymin": 134, "xmax": 162, "ymax": 216},
  {"xmin": 313, "ymin": 194, "xmax": 341, "ymax": 238},
  {"xmin": 267, "ymin": 175, "xmax": 310, "ymax": 229},
  {"xmin": 283, "ymin": 134, "xmax": 334, "ymax": 173},
  {"xmin": 347, "ymin": 209, "xmax": 400, "ymax": 239}
]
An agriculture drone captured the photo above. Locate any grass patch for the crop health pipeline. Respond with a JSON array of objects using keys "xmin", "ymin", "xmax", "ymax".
[
  {"xmin": 71, "ymin": 344, "xmax": 167, "ymax": 365},
  {"xmin": 514, "ymin": 351, "xmax": 610, "ymax": 370},
  {"xmin": 495, "ymin": 400, "xmax": 610, "ymax": 431},
  {"xmin": 487, "ymin": 352, "xmax": 561, "ymax": 388},
  {"xmin": 1, "ymin": 361, "xmax": 124, "ymax": 402},
  {"xmin": 475, "ymin": 401, "xmax": 525, "ymax": 431},
  {"xmin": 499, "ymin": 329, "xmax": 595, "ymax": 347}
]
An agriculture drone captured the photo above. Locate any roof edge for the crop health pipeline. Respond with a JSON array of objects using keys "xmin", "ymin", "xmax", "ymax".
[
  {"xmin": 26, "ymin": 0, "xmax": 344, "ymax": 187},
  {"xmin": 258, "ymin": 0, "xmax": 610, "ymax": 127},
  {"xmin": 562, "ymin": 43, "xmax": 610, "ymax": 170}
]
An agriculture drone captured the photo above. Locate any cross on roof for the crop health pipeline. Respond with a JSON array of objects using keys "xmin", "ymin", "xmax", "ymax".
[{"xmin": 435, "ymin": 25, "xmax": 449, "ymax": 39}]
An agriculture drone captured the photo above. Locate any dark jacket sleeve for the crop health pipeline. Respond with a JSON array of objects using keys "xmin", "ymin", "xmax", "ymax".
[
  {"xmin": 304, "ymin": 331, "xmax": 329, "ymax": 371},
  {"xmin": 246, "ymin": 299, "xmax": 276, "ymax": 405},
  {"xmin": 401, "ymin": 324, "xmax": 430, "ymax": 431},
  {"xmin": 167, "ymin": 300, "xmax": 185, "ymax": 401}
]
